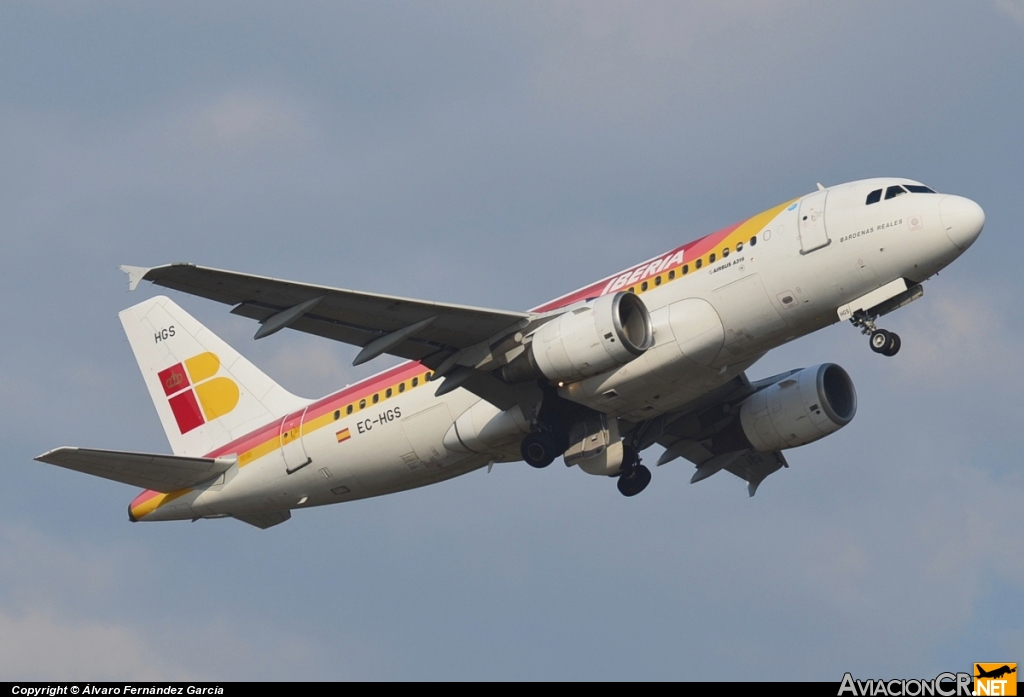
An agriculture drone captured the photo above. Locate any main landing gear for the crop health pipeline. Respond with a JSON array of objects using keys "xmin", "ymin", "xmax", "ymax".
[
  {"xmin": 616, "ymin": 447, "xmax": 651, "ymax": 497},
  {"xmin": 520, "ymin": 431, "xmax": 561, "ymax": 468},
  {"xmin": 521, "ymin": 432, "xmax": 652, "ymax": 498},
  {"xmin": 851, "ymin": 311, "xmax": 901, "ymax": 357}
]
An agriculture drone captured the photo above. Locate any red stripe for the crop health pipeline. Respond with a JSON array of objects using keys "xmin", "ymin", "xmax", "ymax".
[
  {"xmin": 302, "ymin": 361, "xmax": 428, "ymax": 423},
  {"xmin": 532, "ymin": 219, "xmax": 746, "ymax": 313},
  {"xmin": 130, "ymin": 489, "xmax": 162, "ymax": 507}
]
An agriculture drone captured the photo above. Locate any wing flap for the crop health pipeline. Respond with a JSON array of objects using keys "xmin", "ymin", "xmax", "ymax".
[
  {"xmin": 724, "ymin": 449, "xmax": 787, "ymax": 497},
  {"xmin": 130, "ymin": 264, "xmax": 532, "ymax": 364},
  {"xmin": 35, "ymin": 447, "xmax": 236, "ymax": 492}
]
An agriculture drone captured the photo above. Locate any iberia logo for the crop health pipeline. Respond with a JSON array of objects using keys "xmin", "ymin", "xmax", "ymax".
[{"xmin": 157, "ymin": 352, "xmax": 240, "ymax": 434}]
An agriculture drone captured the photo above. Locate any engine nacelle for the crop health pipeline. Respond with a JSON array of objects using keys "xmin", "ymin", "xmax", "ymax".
[
  {"xmin": 503, "ymin": 292, "xmax": 653, "ymax": 384},
  {"xmin": 739, "ymin": 363, "xmax": 857, "ymax": 451}
]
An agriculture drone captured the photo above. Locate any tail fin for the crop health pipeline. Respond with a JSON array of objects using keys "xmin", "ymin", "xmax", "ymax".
[{"xmin": 119, "ymin": 295, "xmax": 308, "ymax": 457}]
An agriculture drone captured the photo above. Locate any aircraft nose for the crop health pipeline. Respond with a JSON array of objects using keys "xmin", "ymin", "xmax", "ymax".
[{"xmin": 939, "ymin": 195, "xmax": 985, "ymax": 250}]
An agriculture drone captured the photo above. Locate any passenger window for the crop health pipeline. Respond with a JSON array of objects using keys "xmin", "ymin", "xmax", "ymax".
[
  {"xmin": 695, "ymin": 259, "xmax": 703, "ymax": 269},
  {"xmin": 372, "ymin": 393, "xmax": 379, "ymax": 404},
  {"xmin": 333, "ymin": 410, "xmax": 340, "ymax": 420},
  {"xmin": 750, "ymin": 236, "xmax": 757, "ymax": 246},
  {"xmin": 709, "ymin": 253, "xmax": 716, "ymax": 263},
  {"xmin": 641, "ymin": 281, "xmax": 648, "ymax": 291},
  {"xmin": 654, "ymin": 275, "xmax": 662, "ymax": 286},
  {"xmin": 723, "ymin": 248, "xmax": 730, "ymax": 258},
  {"xmin": 385, "ymin": 388, "xmax": 392, "ymax": 398},
  {"xmin": 682, "ymin": 264, "xmax": 689, "ymax": 275},
  {"xmin": 905, "ymin": 184, "xmax": 936, "ymax": 194},
  {"xmin": 399, "ymin": 382, "xmax": 405, "ymax": 393},
  {"xmin": 736, "ymin": 241, "xmax": 744, "ymax": 252},
  {"xmin": 346, "ymin": 405, "xmax": 353, "ymax": 415},
  {"xmin": 359, "ymin": 399, "xmax": 366, "ymax": 409},
  {"xmin": 412, "ymin": 377, "xmax": 419, "ymax": 387},
  {"xmin": 885, "ymin": 185, "xmax": 908, "ymax": 200},
  {"xmin": 866, "ymin": 189, "xmax": 882, "ymax": 205},
  {"xmin": 668, "ymin": 270, "xmax": 676, "ymax": 280}
]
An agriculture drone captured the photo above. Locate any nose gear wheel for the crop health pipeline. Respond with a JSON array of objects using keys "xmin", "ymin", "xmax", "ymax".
[
  {"xmin": 851, "ymin": 311, "xmax": 901, "ymax": 357},
  {"xmin": 869, "ymin": 328, "xmax": 901, "ymax": 356}
]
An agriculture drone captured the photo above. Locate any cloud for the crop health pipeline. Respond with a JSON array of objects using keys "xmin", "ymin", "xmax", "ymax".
[
  {"xmin": 875, "ymin": 279, "xmax": 1024, "ymax": 397},
  {"xmin": 0, "ymin": 611, "xmax": 184, "ymax": 680},
  {"xmin": 993, "ymin": 0, "xmax": 1024, "ymax": 24},
  {"xmin": 0, "ymin": 523, "xmax": 337, "ymax": 680},
  {"xmin": 190, "ymin": 90, "xmax": 313, "ymax": 149}
]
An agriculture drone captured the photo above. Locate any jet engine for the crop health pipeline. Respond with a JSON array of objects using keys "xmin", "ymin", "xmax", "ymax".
[
  {"xmin": 737, "ymin": 363, "xmax": 857, "ymax": 452},
  {"xmin": 503, "ymin": 292, "xmax": 653, "ymax": 384}
]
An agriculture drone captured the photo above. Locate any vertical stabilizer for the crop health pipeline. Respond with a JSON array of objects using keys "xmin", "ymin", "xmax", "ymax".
[{"xmin": 119, "ymin": 296, "xmax": 309, "ymax": 457}]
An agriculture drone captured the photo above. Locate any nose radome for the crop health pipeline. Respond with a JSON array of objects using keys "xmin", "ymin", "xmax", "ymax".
[{"xmin": 939, "ymin": 195, "xmax": 985, "ymax": 250}]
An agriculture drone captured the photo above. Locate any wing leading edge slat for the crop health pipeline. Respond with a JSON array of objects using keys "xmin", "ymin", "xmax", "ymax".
[{"xmin": 130, "ymin": 264, "xmax": 532, "ymax": 364}]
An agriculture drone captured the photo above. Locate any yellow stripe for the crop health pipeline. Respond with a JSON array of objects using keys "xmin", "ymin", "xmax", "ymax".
[
  {"xmin": 132, "ymin": 489, "xmax": 190, "ymax": 519},
  {"xmin": 625, "ymin": 199, "xmax": 796, "ymax": 296}
]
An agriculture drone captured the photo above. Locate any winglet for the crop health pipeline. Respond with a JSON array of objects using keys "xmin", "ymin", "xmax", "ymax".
[{"xmin": 119, "ymin": 265, "xmax": 151, "ymax": 292}]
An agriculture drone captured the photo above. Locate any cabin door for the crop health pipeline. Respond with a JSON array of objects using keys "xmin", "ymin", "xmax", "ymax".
[
  {"xmin": 281, "ymin": 407, "xmax": 312, "ymax": 473},
  {"xmin": 798, "ymin": 190, "xmax": 830, "ymax": 254}
]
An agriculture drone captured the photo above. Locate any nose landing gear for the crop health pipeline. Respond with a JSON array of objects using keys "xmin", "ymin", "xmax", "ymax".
[
  {"xmin": 869, "ymin": 328, "xmax": 901, "ymax": 356},
  {"xmin": 851, "ymin": 311, "xmax": 901, "ymax": 357}
]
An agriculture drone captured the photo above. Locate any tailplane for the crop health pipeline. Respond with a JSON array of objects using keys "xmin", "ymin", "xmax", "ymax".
[{"xmin": 119, "ymin": 295, "xmax": 308, "ymax": 457}]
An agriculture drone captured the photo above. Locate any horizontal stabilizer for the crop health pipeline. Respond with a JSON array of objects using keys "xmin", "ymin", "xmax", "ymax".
[
  {"xmin": 35, "ymin": 447, "xmax": 236, "ymax": 493},
  {"xmin": 233, "ymin": 510, "xmax": 291, "ymax": 529}
]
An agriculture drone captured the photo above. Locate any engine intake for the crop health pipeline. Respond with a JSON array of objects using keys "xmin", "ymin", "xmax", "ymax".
[
  {"xmin": 738, "ymin": 363, "xmax": 857, "ymax": 452},
  {"xmin": 503, "ymin": 292, "xmax": 653, "ymax": 384}
]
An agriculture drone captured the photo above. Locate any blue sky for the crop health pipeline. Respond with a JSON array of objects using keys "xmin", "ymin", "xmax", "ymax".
[{"xmin": 1, "ymin": 1, "xmax": 1022, "ymax": 680}]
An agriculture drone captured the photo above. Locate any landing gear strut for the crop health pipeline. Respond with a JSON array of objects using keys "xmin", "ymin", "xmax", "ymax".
[
  {"xmin": 851, "ymin": 311, "xmax": 901, "ymax": 357},
  {"xmin": 616, "ymin": 447, "xmax": 651, "ymax": 497}
]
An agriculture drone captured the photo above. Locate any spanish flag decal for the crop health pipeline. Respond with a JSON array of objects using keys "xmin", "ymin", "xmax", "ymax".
[{"xmin": 336, "ymin": 428, "xmax": 351, "ymax": 443}]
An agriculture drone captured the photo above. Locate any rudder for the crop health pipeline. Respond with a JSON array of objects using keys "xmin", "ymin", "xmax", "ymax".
[{"xmin": 120, "ymin": 295, "xmax": 309, "ymax": 457}]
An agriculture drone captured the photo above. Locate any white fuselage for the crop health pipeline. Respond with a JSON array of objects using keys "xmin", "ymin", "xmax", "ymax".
[{"xmin": 137, "ymin": 178, "xmax": 982, "ymax": 522}]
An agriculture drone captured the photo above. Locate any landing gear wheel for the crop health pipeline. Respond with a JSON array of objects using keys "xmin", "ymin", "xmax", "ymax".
[
  {"xmin": 869, "ymin": 329, "xmax": 892, "ymax": 354},
  {"xmin": 617, "ymin": 464, "xmax": 652, "ymax": 497},
  {"xmin": 521, "ymin": 432, "xmax": 558, "ymax": 468},
  {"xmin": 883, "ymin": 332, "xmax": 901, "ymax": 356}
]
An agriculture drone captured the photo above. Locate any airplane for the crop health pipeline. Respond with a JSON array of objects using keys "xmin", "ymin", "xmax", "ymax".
[
  {"xmin": 975, "ymin": 665, "xmax": 1016, "ymax": 680},
  {"xmin": 35, "ymin": 177, "xmax": 984, "ymax": 529}
]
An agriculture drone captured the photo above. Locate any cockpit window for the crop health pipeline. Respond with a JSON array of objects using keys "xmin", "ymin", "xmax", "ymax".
[
  {"xmin": 866, "ymin": 189, "xmax": 882, "ymax": 205},
  {"xmin": 884, "ymin": 185, "xmax": 908, "ymax": 200},
  {"xmin": 904, "ymin": 184, "xmax": 936, "ymax": 194}
]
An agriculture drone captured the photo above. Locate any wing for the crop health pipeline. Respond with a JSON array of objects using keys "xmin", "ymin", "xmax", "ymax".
[
  {"xmin": 645, "ymin": 372, "xmax": 789, "ymax": 496},
  {"xmin": 656, "ymin": 437, "xmax": 787, "ymax": 497},
  {"xmin": 35, "ymin": 447, "xmax": 235, "ymax": 492},
  {"xmin": 122, "ymin": 263, "xmax": 533, "ymax": 368}
]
